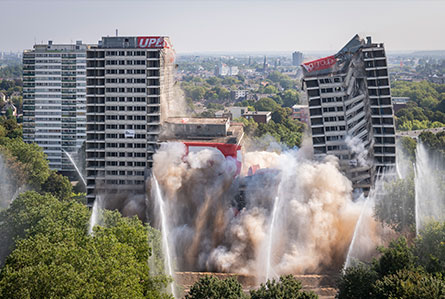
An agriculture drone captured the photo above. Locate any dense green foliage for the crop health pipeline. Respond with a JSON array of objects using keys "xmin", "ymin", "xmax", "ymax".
[
  {"xmin": 0, "ymin": 110, "xmax": 171, "ymax": 298},
  {"xmin": 0, "ymin": 117, "xmax": 73, "ymax": 202},
  {"xmin": 41, "ymin": 170, "xmax": 73, "ymax": 201},
  {"xmin": 418, "ymin": 130, "xmax": 445, "ymax": 157},
  {"xmin": 413, "ymin": 221, "xmax": 445, "ymax": 275},
  {"xmin": 239, "ymin": 111, "xmax": 305, "ymax": 149},
  {"xmin": 0, "ymin": 79, "xmax": 22, "ymax": 95},
  {"xmin": 373, "ymin": 269, "xmax": 445, "ymax": 299},
  {"xmin": 392, "ymin": 81, "xmax": 445, "ymax": 130},
  {"xmin": 0, "ymin": 117, "xmax": 21, "ymax": 139},
  {"xmin": 373, "ymin": 238, "xmax": 416, "ymax": 277},
  {"xmin": 0, "ymin": 64, "xmax": 22, "ymax": 80},
  {"xmin": 337, "ymin": 263, "xmax": 378, "ymax": 299},
  {"xmin": 185, "ymin": 276, "xmax": 246, "ymax": 299},
  {"xmin": 398, "ymin": 136, "xmax": 417, "ymax": 161},
  {"xmin": 250, "ymin": 275, "xmax": 318, "ymax": 299},
  {"xmin": 254, "ymin": 97, "xmax": 279, "ymax": 111},
  {"xmin": 0, "ymin": 137, "xmax": 51, "ymax": 189},
  {"xmin": 337, "ymin": 226, "xmax": 445, "ymax": 299},
  {"xmin": 186, "ymin": 275, "xmax": 317, "ymax": 299},
  {"xmin": 0, "ymin": 192, "xmax": 171, "ymax": 298},
  {"xmin": 180, "ymin": 68, "xmax": 299, "ymax": 114}
]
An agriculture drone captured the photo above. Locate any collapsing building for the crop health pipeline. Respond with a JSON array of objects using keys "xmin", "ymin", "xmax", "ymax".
[{"xmin": 302, "ymin": 35, "xmax": 396, "ymax": 194}]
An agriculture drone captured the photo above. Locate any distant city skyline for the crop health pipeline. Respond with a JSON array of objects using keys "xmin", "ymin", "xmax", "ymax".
[{"xmin": 1, "ymin": 0, "xmax": 445, "ymax": 53}]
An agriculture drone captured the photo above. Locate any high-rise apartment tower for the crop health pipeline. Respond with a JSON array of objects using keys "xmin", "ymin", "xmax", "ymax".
[
  {"xmin": 85, "ymin": 36, "xmax": 175, "ymax": 204},
  {"xmin": 292, "ymin": 51, "xmax": 303, "ymax": 66},
  {"xmin": 302, "ymin": 35, "xmax": 396, "ymax": 193},
  {"xmin": 23, "ymin": 41, "xmax": 87, "ymax": 172}
]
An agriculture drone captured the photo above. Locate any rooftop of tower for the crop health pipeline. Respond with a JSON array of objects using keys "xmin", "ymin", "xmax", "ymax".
[
  {"xmin": 301, "ymin": 34, "xmax": 385, "ymax": 78},
  {"xmin": 97, "ymin": 36, "xmax": 172, "ymax": 49},
  {"xmin": 160, "ymin": 117, "xmax": 244, "ymax": 144}
]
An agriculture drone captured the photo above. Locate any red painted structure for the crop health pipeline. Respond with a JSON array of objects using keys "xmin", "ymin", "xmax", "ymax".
[{"xmin": 183, "ymin": 142, "xmax": 242, "ymax": 175}]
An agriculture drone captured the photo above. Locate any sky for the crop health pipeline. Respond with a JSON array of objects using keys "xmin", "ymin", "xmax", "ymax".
[{"xmin": 1, "ymin": 0, "xmax": 445, "ymax": 54}]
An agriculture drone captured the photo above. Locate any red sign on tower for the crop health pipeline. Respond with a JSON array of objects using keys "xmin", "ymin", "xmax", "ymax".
[
  {"xmin": 302, "ymin": 55, "xmax": 337, "ymax": 72},
  {"xmin": 137, "ymin": 37, "xmax": 170, "ymax": 49}
]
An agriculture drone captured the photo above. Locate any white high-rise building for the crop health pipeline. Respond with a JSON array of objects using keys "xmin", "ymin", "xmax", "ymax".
[
  {"xmin": 85, "ymin": 36, "xmax": 175, "ymax": 204},
  {"xmin": 23, "ymin": 41, "xmax": 87, "ymax": 172},
  {"xmin": 303, "ymin": 35, "xmax": 396, "ymax": 194}
]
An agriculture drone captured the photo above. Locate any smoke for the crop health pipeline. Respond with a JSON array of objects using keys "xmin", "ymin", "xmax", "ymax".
[
  {"xmin": 345, "ymin": 135, "xmax": 369, "ymax": 167},
  {"xmin": 160, "ymin": 49, "xmax": 190, "ymax": 121},
  {"xmin": 168, "ymin": 82, "xmax": 190, "ymax": 118},
  {"xmin": 0, "ymin": 154, "xmax": 26, "ymax": 209},
  {"xmin": 151, "ymin": 141, "xmax": 387, "ymax": 279}
]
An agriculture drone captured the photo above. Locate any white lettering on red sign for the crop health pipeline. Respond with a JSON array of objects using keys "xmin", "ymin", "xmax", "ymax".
[
  {"xmin": 302, "ymin": 55, "xmax": 337, "ymax": 72},
  {"xmin": 137, "ymin": 37, "xmax": 170, "ymax": 49}
]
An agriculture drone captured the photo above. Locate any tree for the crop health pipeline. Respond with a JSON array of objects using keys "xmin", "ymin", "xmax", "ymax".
[
  {"xmin": 185, "ymin": 276, "xmax": 246, "ymax": 299},
  {"xmin": 336, "ymin": 263, "xmax": 378, "ymax": 299},
  {"xmin": 419, "ymin": 131, "xmax": 445, "ymax": 154},
  {"xmin": 336, "ymin": 223, "xmax": 445, "ymax": 299},
  {"xmin": 199, "ymin": 110, "xmax": 216, "ymax": 118},
  {"xmin": 373, "ymin": 269, "xmax": 445, "ymax": 299},
  {"xmin": 207, "ymin": 103, "xmax": 224, "ymax": 110},
  {"xmin": 41, "ymin": 170, "xmax": 73, "ymax": 201},
  {"xmin": 263, "ymin": 85, "xmax": 278, "ymax": 94},
  {"xmin": 0, "ymin": 118, "xmax": 21, "ymax": 139},
  {"xmin": 0, "ymin": 138, "xmax": 50, "ymax": 189},
  {"xmin": 268, "ymin": 71, "xmax": 283, "ymax": 83},
  {"xmin": 270, "ymin": 94, "xmax": 283, "ymax": 106},
  {"xmin": 254, "ymin": 98, "xmax": 279, "ymax": 112},
  {"xmin": 398, "ymin": 136, "xmax": 417, "ymax": 161},
  {"xmin": 206, "ymin": 77, "xmax": 223, "ymax": 86},
  {"xmin": 420, "ymin": 95, "xmax": 439, "ymax": 109},
  {"xmin": 237, "ymin": 117, "xmax": 258, "ymax": 136},
  {"xmin": 282, "ymin": 89, "xmax": 299, "ymax": 107},
  {"xmin": 271, "ymin": 107, "xmax": 292, "ymax": 124},
  {"xmin": 5, "ymin": 108, "xmax": 13, "ymax": 119},
  {"xmin": 0, "ymin": 192, "xmax": 171, "ymax": 298},
  {"xmin": 190, "ymin": 86, "xmax": 206, "ymax": 101},
  {"xmin": 373, "ymin": 237, "xmax": 415, "ymax": 278},
  {"xmin": 0, "ymin": 192, "xmax": 62, "ymax": 263},
  {"xmin": 250, "ymin": 275, "xmax": 317, "ymax": 299},
  {"xmin": 413, "ymin": 221, "xmax": 445, "ymax": 275},
  {"xmin": 0, "ymin": 126, "xmax": 6, "ymax": 138}
]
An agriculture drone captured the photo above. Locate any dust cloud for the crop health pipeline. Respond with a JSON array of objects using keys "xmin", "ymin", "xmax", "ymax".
[{"xmin": 150, "ymin": 141, "xmax": 384, "ymax": 279}]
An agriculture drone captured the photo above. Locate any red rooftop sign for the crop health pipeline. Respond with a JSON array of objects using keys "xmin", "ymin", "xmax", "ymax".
[
  {"xmin": 137, "ymin": 37, "xmax": 170, "ymax": 49},
  {"xmin": 302, "ymin": 55, "xmax": 337, "ymax": 72}
]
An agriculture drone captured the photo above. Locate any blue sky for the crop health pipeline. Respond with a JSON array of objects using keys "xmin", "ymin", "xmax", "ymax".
[{"xmin": 1, "ymin": 0, "xmax": 444, "ymax": 53}]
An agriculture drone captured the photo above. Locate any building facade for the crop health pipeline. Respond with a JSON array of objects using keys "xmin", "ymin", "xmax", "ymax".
[
  {"xmin": 231, "ymin": 90, "xmax": 248, "ymax": 101},
  {"xmin": 85, "ymin": 36, "xmax": 175, "ymax": 204},
  {"xmin": 291, "ymin": 104, "xmax": 310, "ymax": 125},
  {"xmin": 303, "ymin": 35, "xmax": 396, "ymax": 193},
  {"xmin": 292, "ymin": 51, "xmax": 303, "ymax": 66},
  {"xmin": 23, "ymin": 41, "xmax": 87, "ymax": 172},
  {"xmin": 215, "ymin": 62, "xmax": 239, "ymax": 77},
  {"xmin": 242, "ymin": 111, "xmax": 272, "ymax": 124}
]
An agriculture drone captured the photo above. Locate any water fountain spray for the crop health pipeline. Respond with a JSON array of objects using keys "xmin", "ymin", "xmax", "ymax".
[
  {"xmin": 343, "ymin": 193, "xmax": 367, "ymax": 271},
  {"xmin": 414, "ymin": 142, "xmax": 445, "ymax": 235},
  {"xmin": 62, "ymin": 149, "xmax": 86, "ymax": 186},
  {"xmin": 152, "ymin": 175, "xmax": 177, "ymax": 298},
  {"xmin": 88, "ymin": 195, "xmax": 102, "ymax": 236},
  {"xmin": 265, "ymin": 196, "xmax": 280, "ymax": 281}
]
